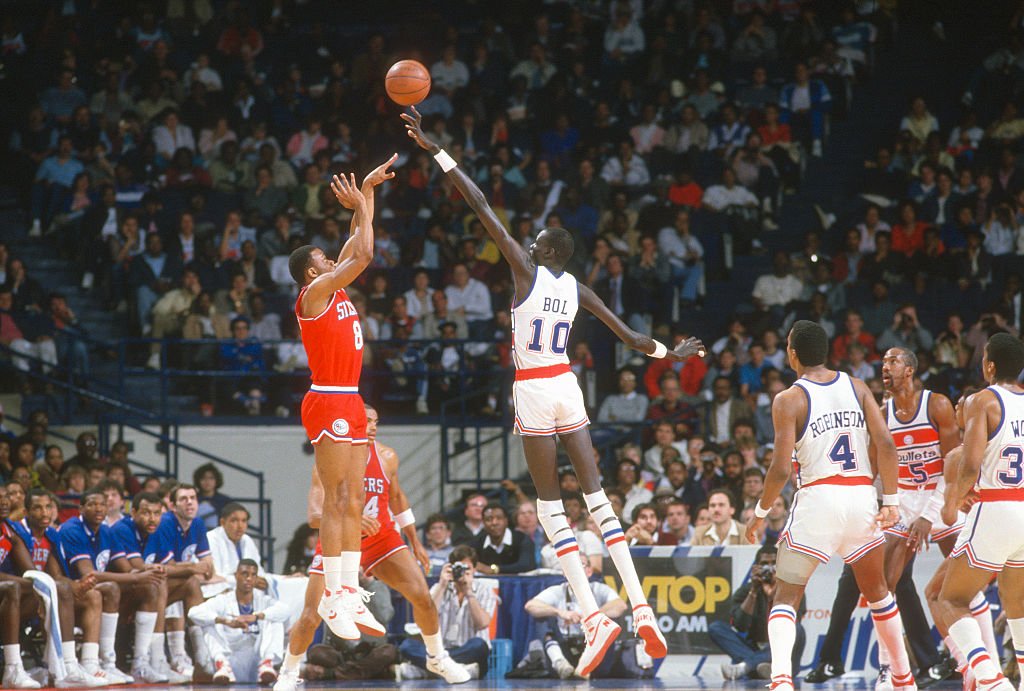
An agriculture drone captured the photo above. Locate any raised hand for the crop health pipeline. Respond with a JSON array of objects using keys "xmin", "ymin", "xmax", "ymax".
[
  {"xmin": 362, "ymin": 153, "xmax": 399, "ymax": 189},
  {"xmin": 330, "ymin": 172, "xmax": 364, "ymax": 210},
  {"xmin": 400, "ymin": 107, "xmax": 440, "ymax": 153},
  {"xmin": 666, "ymin": 336, "xmax": 706, "ymax": 362}
]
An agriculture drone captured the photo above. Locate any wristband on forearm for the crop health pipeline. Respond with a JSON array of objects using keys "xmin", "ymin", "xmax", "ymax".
[
  {"xmin": 395, "ymin": 508, "xmax": 415, "ymax": 529},
  {"xmin": 753, "ymin": 502, "xmax": 770, "ymax": 519},
  {"xmin": 648, "ymin": 340, "xmax": 668, "ymax": 358},
  {"xmin": 882, "ymin": 493, "xmax": 899, "ymax": 507},
  {"xmin": 433, "ymin": 149, "xmax": 457, "ymax": 172}
]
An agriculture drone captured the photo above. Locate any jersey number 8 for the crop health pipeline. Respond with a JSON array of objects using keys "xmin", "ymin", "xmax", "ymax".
[{"xmin": 526, "ymin": 318, "xmax": 571, "ymax": 355}]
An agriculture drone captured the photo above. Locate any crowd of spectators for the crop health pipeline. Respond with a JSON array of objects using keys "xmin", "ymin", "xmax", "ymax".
[{"xmin": 3, "ymin": 0, "xmax": 880, "ymax": 417}]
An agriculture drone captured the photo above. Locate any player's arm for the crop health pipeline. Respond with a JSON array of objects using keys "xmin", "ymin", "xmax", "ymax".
[
  {"xmin": 856, "ymin": 377, "xmax": 900, "ymax": 527},
  {"xmin": 577, "ymin": 282, "xmax": 704, "ymax": 361},
  {"xmin": 746, "ymin": 387, "xmax": 799, "ymax": 543},
  {"xmin": 401, "ymin": 107, "xmax": 534, "ymax": 288},
  {"xmin": 307, "ymin": 465, "xmax": 324, "ymax": 529},
  {"xmin": 948, "ymin": 390, "xmax": 992, "ymax": 517},
  {"xmin": 303, "ymin": 173, "xmax": 373, "ymax": 306},
  {"xmin": 75, "ymin": 558, "xmax": 158, "ymax": 585},
  {"xmin": 921, "ymin": 393, "xmax": 960, "ymax": 525},
  {"xmin": 9, "ymin": 533, "xmax": 35, "ymax": 574},
  {"xmin": 334, "ymin": 154, "xmax": 397, "ymax": 264}
]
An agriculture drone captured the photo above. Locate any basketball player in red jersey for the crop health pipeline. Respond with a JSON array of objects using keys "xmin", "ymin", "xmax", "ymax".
[
  {"xmin": 403, "ymin": 107, "xmax": 704, "ymax": 677},
  {"xmin": 287, "ymin": 155, "xmax": 397, "ymax": 639},
  {"xmin": 274, "ymin": 406, "xmax": 470, "ymax": 691}
]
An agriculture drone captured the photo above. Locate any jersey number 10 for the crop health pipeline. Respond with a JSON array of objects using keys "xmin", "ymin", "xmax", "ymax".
[{"xmin": 526, "ymin": 318, "xmax": 571, "ymax": 354}]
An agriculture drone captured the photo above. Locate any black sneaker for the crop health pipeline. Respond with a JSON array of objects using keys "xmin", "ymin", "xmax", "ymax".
[
  {"xmin": 918, "ymin": 656, "xmax": 958, "ymax": 688},
  {"xmin": 805, "ymin": 662, "xmax": 845, "ymax": 683}
]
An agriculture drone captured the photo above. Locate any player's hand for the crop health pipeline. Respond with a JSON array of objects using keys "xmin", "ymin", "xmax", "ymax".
[
  {"xmin": 330, "ymin": 172, "xmax": 364, "ymax": 210},
  {"xmin": 907, "ymin": 518, "xmax": 932, "ymax": 553},
  {"xmin": 942, "ymin": 496, "xmax": 962, "ymax": 527},
  {"xmin": 362, "ymin": 153, "xmax": 398, "ymax": 189},
  {"xmin": 254, "ymin": 576, "xmax": 269, "ymax": 591},
  {"xmin": 745, "ymin": 516, "xmax": 764, "ymax": 544},
  {"xmin": 236, "ymin": 614, "xmax": 258, "ymax": 625},
  {"xmin": 876, "ymin": 505, "xmax": 899, "ymax": 529},
  {"xmin": 665, "ymin": 336, "xmax": 706, "ymax": 362},
  {"xmin": 225, "ymin": 617, "xmax": 248, "ymax": 630},
  {"xmin": 360, "ymin": 515, "xmax": 381, "ymax": 537},
  {"xmin": 145, "ymin": 563, "xmax": 166, "ymax": 574},
  {"xmin": 411, "ymin": 540, "xmax": 431, "ymax": 575},
  {"xmin": 141, "ymin": 569, "xmax": 166, "ymax": 587},
  {"xmin": 560, "ymin": 609, "xmax": 582, "ymax": 624},
  {"xmin": 400, "ymin": 107, "xmax": 441, "ymax": 154}
]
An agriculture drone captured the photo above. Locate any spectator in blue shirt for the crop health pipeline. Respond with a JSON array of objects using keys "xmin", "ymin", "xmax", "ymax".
[
  {"xmin": 30, "ymin": 135, "xmax": 84, "ymax": 235},
  {"xmin": 779, "ymin": 62, "xmax": 832, "ymax": 156},
  {"xmin": 739, "ymin": 343, "xmax": 773, "ymax": 398},
  {"xmin": 58, "ymin": 486, "xmax": 165, "ymax": 682}
]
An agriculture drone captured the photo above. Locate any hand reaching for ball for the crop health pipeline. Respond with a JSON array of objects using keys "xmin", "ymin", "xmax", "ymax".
[
  {"xmin": 401, "ymin": 107, "xmax": 440, "ymax": 154},
  {"xmin": 667, "ymin": 337, "xmax": 706, "ymax": 362}
]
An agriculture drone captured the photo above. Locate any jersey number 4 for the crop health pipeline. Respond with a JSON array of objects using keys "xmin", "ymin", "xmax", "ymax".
[
  {"xmin": 828, "ymin": 433, "xmax": 858, "ymax": 472},
  {"xmin": 526, "ymin": 318, "xmax": 571, "ymax": 354},
  {"xmin": 999, "ymin": 446, "xmax": 1024, "ymax": 486}
]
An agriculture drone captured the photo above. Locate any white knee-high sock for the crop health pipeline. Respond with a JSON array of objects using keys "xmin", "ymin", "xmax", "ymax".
[
  {"xmin": 134, "ymin": 612, "xmax": 158, "ymax": 667},
  {"xmin": 150, "ymin": 632, "xmax": 167, "ymax": 665},
  {"xmin": 537, "ymin": 499, "xmax": 598, "ymax": 616},
  {"xmin": 281, "ymin": 652, "xmax": 302, "ymax": 674},
  {"xmin": 422, "ymin": 632, "xmax": 444, "ymax": 658},
  {"xmin": 167, "ymin": 630, "xmax": 186, "ymax": 659},
  {"xmin": 584, "ymin": 490, "xmax": 646, "ymax": 608},
  {"xmin": 61, "ymin": 641, "xmax": 78, "ymax": 665},
  {"xmin": 99, "ymin": 612, "xmax": 118, "ymax": 663},
  {"xmin": 768, "ymin": 604, "xmax": 797, "ymax": 682},
  {"xmin": 3, "ymin": 644, "xmax": 24, "ymax": 669},
  {"xmin": 323, "ymin": 555, "xmax": 342, "ymax": 594},
  {"xmin": 869, "ymin": 594, "xmax": 911, "ymax": 680},
  {"xmin": 969, "ymin": 592, "xmax": 999, "ymax": 663},
  {"xmin": 1007, "ymin": 617, "xmax": 1024, "ymax": 683},
  {"xmin": 949, "ymin": 617, "xmax": 1002, "ymax": 682},
  {"xmin": 340, "ymin": 551, "xmax": 360, "ymax": 590}
]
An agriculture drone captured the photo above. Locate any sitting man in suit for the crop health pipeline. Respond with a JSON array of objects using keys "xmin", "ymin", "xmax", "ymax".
[{"xmin": 470, "ymin": 503, "xmax": 536, "ymax": 575}]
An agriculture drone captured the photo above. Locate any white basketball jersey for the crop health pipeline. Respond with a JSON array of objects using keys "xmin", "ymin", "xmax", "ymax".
[
  {"xmin": 977, "ymin": 385, "xmax": 1024, "ymax": 491},
  {"xmin": 792, "ymin": 372, "xmax": 873, "ymax": 489},
  {"xmin": 511, "ymin": 267, "xmax": 579, "ymax": 370}
]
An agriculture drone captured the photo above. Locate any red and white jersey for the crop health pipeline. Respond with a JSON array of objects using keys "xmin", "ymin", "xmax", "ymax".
[
  {"xmin": 295, "ymin": 286, "xmax": 363, "ymax": 390},
  {"xmin": 29, "ymin": 531, "xmax": 54, "ymax": 571},
  {"xmin": 791, "ymin": 372, "xmax": 874, "ymax": 489},
  {"xmin": 977, "ymin": 384, "xmax": 1024, "ymax": 493},
  {"xmin": 887, "ymin": 391, "xmax": 944, "ymax": 490},
  {"xmin": 511, "ymin": 267, "xmax": 579, "ymax": 371},
  {"xmin": 363, "ymin": 442, "xmax": 395, "ymax": 535},
  {"xmin": 0, "ymin": 522, "xmax": 15, "ymax": 570}
]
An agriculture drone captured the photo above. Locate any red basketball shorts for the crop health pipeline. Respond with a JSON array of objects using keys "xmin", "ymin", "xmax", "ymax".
[
  {"xmin": 301, "ymin": 388, "xmax": 368, "ymax": 445},
  {"xmin": 308, "ymin": 529, "xmax": 407, "ymax": 577}
]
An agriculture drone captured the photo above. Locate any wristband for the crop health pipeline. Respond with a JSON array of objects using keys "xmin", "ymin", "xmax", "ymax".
[
  {"xmin": 882, "ymin": 493, "xmax": 899, "ymax": 507},
  {"xmin": 395, "ymin": 508, "xmax": 415, "ymax": 529},
  {"xmin": 649, "ymin": 340, "xmax": 668, "ymax": 358},
  {"xmin": 433, "ymin": 149, "xmax": 458, "ymax": 173},
  {"xmin": 753, "ymin": 502, "xmax": 770, "ymax": 519}
]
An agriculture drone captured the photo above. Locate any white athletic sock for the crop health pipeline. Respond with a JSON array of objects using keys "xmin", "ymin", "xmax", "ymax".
[
  {"xmin": 3, "ymin": 644, "xmax": 22, "ymax": 667},
  {"xmin": 340, "ymin": 551, "xmax": 360, "ymax": 590},
  {"xmin": 584, "ymin": 490, "xmax": 646, "ymax": 607},
  {"xmin": 61, "ymin": 641, "xmax": 78, "ymax": 665},
  {"xmin": 99, "ymin": 612, "xmax": 118, "ymax": 663},
  {"xmin": 945, "ymin": 635, "xmax": 967, "ymax": 671},
  {"xmin": 150, "ymin": 632, "xmax": 167, "ymax": 665},
  {"xmin": 80, "ymin": 642, "xmax": 99, "ymax": 666},
  {"xmin": 545, "ymin": 639, "xmax": 568, "ymax": 665},
  {"xmin": 281, "ymin": 652, "xmax": 302, "ymax": 674},
  {"xmin": 536, "ymin": 499, "xmax": 599, "ymax": 616},
  {"xmin": 869, "ymin": 594, "xmax": 911, "ymax": 680},
  {"xmin": 949, "ymin": 617, "xmax": 1001, "ymax": 682},
  {"xmin": 969, "ymin": 592, "xmax": 999, "ymax": 663},
  {"xmin": 422, "ymin": 631, "xmax": 444, "ymax": 658},
  {"xmin": 768, "ymin": 604, "xmax": 797, "ymax": 681},
  {"xmin": 1007, "ymin": 617, "xmax": 1024, "ymax": 681},
  {"xmin": 878, "ymin": 630, "xmax": 890, "ymax": 666},
  {"xmin": 323, "ymin": 555, "xmax": 342, "ymax": 594},
  {"xmin": 188, "ymin": 626, "xmax": 205, "ymax": 659},
  {"xmin": 168, "ymin": 630, "xmax": 186, "ymax": 659},
  {"xmin": 134, "ymin": 612, "xmax": 158, "ymax": 667}
]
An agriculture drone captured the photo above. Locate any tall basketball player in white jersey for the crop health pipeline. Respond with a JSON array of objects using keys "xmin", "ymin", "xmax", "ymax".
[
  {"xmin": 403, "ymin": 107, "xmax": 704, "ymax": 678},
  {"xmin": 745, "ymin": 321, "xmax": 917, "ymax": 691},
  {"xmin": 938, "ymin": 333, "xmax": 1024, "ymax": 691}
]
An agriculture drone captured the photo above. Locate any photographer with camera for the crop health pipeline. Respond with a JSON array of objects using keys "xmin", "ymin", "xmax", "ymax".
[
  {"xmin": 877, "ymin": 304, "xmax": 934, "ymax": 354},
  {"xmin": 397, "ymin": 545, "xmax": 495, "ymax": 677},
  {"xmin": 709, "ymin": 545, "xmax": 806, "ymax": 680}
]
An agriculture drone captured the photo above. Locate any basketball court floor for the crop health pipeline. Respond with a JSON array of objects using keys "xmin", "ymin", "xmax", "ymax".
[{"xmin": 71, "ymin": 680, "xmax": 967, "ymax": 690}]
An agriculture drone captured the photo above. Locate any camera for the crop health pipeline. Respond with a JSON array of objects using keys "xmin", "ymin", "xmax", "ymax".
[
  {"xmin": 759, "ymin": 564, "xmax": 776, "ymax": 582},
  {"xmin": 451, "ymin": 562, "xmax": 468, "ymax": 582}
]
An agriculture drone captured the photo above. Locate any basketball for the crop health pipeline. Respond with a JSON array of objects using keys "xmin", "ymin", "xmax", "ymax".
[{"xmin": 385, "ymin": 60, "xmax": 431, "ymax": 106}]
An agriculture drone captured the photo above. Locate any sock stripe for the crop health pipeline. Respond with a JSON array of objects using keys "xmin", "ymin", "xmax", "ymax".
[
  {"xmin": 871, "ymin": 599, "xmax": 897, "ymax": 615},
  {"xmin": 555, "ymin": 545, "xmax": 579, "ymax": 557},
  {"xmin": 769, "ymin": 612, "xmax": 796, "ymax": 623},
  {"xmin": 599, "ymin": 516, "xmax": 617, "ymax": 528},
  {"xmin": 970, "ymin": 601, "xmax": 990, "ymax": 614},
  {"xmin": 602, "ymin": 527, "xmax": 624, "ymax": 539},
  {"xmin": 553, "ymin": 536, "xmax": 576, "ymax": 549},
  {"xmin": 872, "ymin": 609, "xmax": 900, "ymax": 622},
  {"xmin": 605, "ymin": 535, "xmax": 626, "ymax": 547}
]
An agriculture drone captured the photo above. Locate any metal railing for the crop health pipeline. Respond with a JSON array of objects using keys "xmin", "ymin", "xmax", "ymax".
[{"xmin": 437, "ymin": 387, "xmax": 512, "ymax": 513}]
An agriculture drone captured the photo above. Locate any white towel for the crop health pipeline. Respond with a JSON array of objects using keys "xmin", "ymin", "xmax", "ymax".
[{"xmin": 23, "ymin": 571, "xmax": 66, "ymax": 680}]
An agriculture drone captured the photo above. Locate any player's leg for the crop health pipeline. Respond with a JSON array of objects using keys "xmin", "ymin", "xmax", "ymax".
[
  {"xmin": 314, "ymin": 439, "xmax": 368, "ymax": 579},
  {"xmin": 372, "ymin": 547, "xmax": 470, "ymax": 683},
  {"xmin": 939, "ymin": 556, "xmax": 1009, "ymax": 688},
  {"xmin": 998, "ymin": 566, "xmax": 1024, "ymax": 691},
  {"xmin": 895, "ymin": 556, "xmax": 940, "ymax": 674},
  {"xmin": 45, "ymin": 577, "xmax": 102, "ymax": 686},
  {"xmin": 74, "ymin": 588, "xmax": 110, "ymax": 681},
  {"xmin": 274, "ymin": 572, "xmax": 322, "ymax": 691},
  {"xmin": 0, "ymin": 577, "xmax": 39, "ymax": 690},
  {"xmin": 120, "ymin": 581, "xmax": 164, "ymax": 682},
  {"xmin": 806, "ymin": 564, "xmax": 860, "ymax": 681},
  {"xmin": 769, "ymin": 544, "xmax": 817, "ymax": 690},
  {"xmin": 850, "ymin": 546, "xmax": 916, "ymax": 688}
]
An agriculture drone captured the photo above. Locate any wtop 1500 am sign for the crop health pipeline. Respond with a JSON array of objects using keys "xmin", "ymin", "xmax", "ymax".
[{"xmin": 605, "ymin": 546, "xmax": 746, "ymax": 654}]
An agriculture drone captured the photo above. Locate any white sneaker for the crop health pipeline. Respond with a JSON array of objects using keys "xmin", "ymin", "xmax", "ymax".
[
  {"xmin": 763, "ymin": 217, "xmax": 779, "ymax": 231},
  {"xmin": 317, "ymin": 590, "xmax": 359, "ymax": 640},
  {"xmin": 273, "ymin": 667, "xmax": 301, "ymax": 691},
  {"xmin": 29, "ymin": 220, "xmax": 41, "ymax": 237},
  {"xmin": 56, "ymin": 661, "xmax": 108, "ymax": 688},
  {"xmin": 976, "ymin": 676, "xmax": 1016, "ymax": 691},
  {"xmin": 416, "ymin": 398, "xmax": 429, "ymax": 414},
  {"xmin": 258, "ymin": 660, "xmax": 278, "ymax": 685},
  {"xmin": 426, "ymin": 652, "xmax": 470, "ymax": 683},
  {"xmin": 338, "ymin": 586, "xmax": 386, "ymax": 637},
  {"xmin": 552, "ymin": 657, "xmax": 575, "ymax": 679},
  {"xmin": 131, "ymin": 661, "xmax": 170, "ymax": 683},
  {"xmin": 395, "ymin": 662, "xmax": 426, "ymax": 680},
  {"xmin": 98, "ymin": 662, "xmax": 132, "ymax": 684},
  {"xmin": 25, "ymin": 667, "xmax": 48, "ymax": 686},
  {"xmin": 812, "ymin": 140, "xmax": 823, "ymax": 157},
  {"xmin": 892, "ymin": 669, "xmax": 918, "ymax": 691},
  {"xmin": 770, "ymin": 674, "xmax": 795, "ymax": 691},
  {"xmin": 3, "ymin": 665, "xmax": 42, "ymax": 689},
  {"xmin": 877, "ymin": 664, "xmax": 895, "ymax": 691},
  {"xmin": 81, "ymin": 272, "xmax": 94, "ymax": 290},
  {"xmin": 212, "ymin": 660, "xmax": 236, "ymax": 684},
  {"xmin": 146, "ymin": 353, "xmax": 161, "ymax": 369},
  {"xmin": 575, "ymin": 611, "xmax": 621, "ymax": 678},
  {"xmin": 168, "ymin": 655, "xmax": 193, "ymax": 683},
  {"xmin": 722, "ymin": 661, "xmax": 749, "ymax": 680},
  {"xmin": 465, "ymin": 662, "xmax": 479, "ymax": 679},
  {"xmin": 633, "ymin": 604, "xmax": 667, "ymax": 658}
]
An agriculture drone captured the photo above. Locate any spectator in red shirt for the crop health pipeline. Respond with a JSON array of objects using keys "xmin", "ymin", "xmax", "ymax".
[
  {"xmin": 216, "ymin": 9, "xmax": 264, "ymax": 58},
  {"xmin": 830, "ymin": 310, "xmax": 878, "ymax": 368},
  {"xmin": 668, "ymin": 169, "xmax": 703, "ymax": 209},
  {"xmin": 646, "ymin": 373, "xmax": 700, "ymax": 438},
  {"xmin": 890, "ymin": 199, "xmax": 929, "ymax": 256},
  {"xmin": 644, "ymin": 330, "xmax": 708, "ymax": 399}
]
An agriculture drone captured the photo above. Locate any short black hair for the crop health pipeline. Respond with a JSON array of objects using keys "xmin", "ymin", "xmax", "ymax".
[
  {"xmin": 789, "ymin": 320, "xmax": 828, "ymax": 367},
  {"xmin": 755, "ymin": 543, "xmax": 778, "ymax": 562},
  {"xmin": 237, "ymin": 558, "xmax": 259, "ymax": 571},
  {"xmin": 542, "ymin": 227, "xmax": 574, "ymax": 265},
  {"xmin": 449, "ymin": 544, "xmax": 477, "ymax": 563},
  {"xmin": 288, "ymin": 245, "xmax": 318, "ymax": 285},
  {"xmin": 220, "ymin": 502, "xmax": 249, "ymax": 520},
  {"xmin": 133, "ymin": 491, "xmax": 162, "ymax": 508},
  {"xmin": 986, "ymin": 333, "xmax": 1024, "ymax": 381},
  {"xmin": 483, "ymin": 502, "xmax": 507, "ymax": 519}
]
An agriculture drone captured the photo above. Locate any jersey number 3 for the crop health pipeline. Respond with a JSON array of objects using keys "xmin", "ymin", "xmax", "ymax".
[
  {"xmin": 828, "ymin": 433, "xmax": 858, "ymax": 472},
  {"xmin": 527, "ymin": 318, "xmax": 571, "ymax": 354},
  {"xmin": 999, "ymin": 446, "xmax": 1024, "ymax": 486}
]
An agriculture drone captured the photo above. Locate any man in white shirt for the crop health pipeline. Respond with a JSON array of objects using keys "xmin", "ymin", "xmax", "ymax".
[
  {"xmin": 752, "ymin": 251, "xmax": 804, "ymax": 321},
  {"xmin": 600, "ymin": 140, "xmax": 651, "ymax": 189},
  {"xmin": 703, "ymin": 168, "xmax": 759, "ymax": 212},
  {"xmin": 188, "ymin": 560, "xmax": 288, "ymax": 684},
  {"xmin": 444, "ymin": 263, "xmax": 493, "ymax": 339},
  {"xmin": 657, "ymin": 209, "xmax": 704, "ymax": 305},
  {"xmin": 524, "ymin": 554, "xmax": 628, "ymax": 679},
  {"xmin": 431, "ymin": 45, "xmax": 470, "ymax": 96},
  {"xmin": 597, "ymin": 369, "xmax": 649, "ymax": 424}
]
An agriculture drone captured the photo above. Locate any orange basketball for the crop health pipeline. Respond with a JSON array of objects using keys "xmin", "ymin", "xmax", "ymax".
[{"xmin": 385, "ymin": 60, "xmax": 431, "ymax": 106}]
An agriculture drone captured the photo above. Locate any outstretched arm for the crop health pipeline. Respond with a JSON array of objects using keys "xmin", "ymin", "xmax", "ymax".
[
  {"xmin": 577, "ymin": 282, "xmax": 704, "ymax": 361},
  {"xmin": 402, "ymin": 107, "xmax": 534, "ymax": 289},
  {"xmin": 303, "ymin": 172, "xmax": 373, "ymax": 308},
  {"xmin": 334, "ymin": 154, "xmax": 397, "ymax": 264},
  {"xmin": 856, "ymin": 377, "xmax": 899, "ymax": 529}
]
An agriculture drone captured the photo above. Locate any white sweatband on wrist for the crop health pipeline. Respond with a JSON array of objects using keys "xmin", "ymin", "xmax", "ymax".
[
  {"xmin": 753, "ymin": 502, "xmax": 770, "ymax": 519},
  {"xmin": 395, "ymin": 508, "xmax": 415, "ymax": 529},
  {"xmin": 649, "ymin": 340, "xmax": 668, "ymax": 358},
  {"xmin": 882, "ymin": 494, "xmax": 899, "ymax": 507},
  {"xmin": 433, "ymin": 149, "xmax": 457, "ymax": 173}
]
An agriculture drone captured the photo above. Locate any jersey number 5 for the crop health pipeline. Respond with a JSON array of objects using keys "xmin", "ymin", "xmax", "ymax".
[
  {"xmin": 527, "ymin": 318, "xmax": 571, "ymax": 355},
  {"xmin": 828, "ymin": 433, "xmax": 858, "ymax": 472},
  {"xmin": 998, "ymin": 446, "xmax": 1024, "ymax": 486}
]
